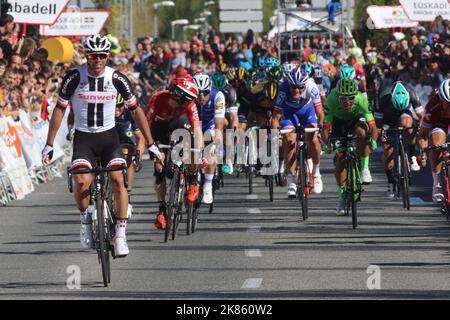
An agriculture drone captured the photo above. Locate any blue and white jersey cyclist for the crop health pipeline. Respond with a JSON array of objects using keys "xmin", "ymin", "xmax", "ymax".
[
  {"xmin": 193, "ymin": 73, "xmax": 226, "ymax": 205},
  {"xmin": 41, "ymin": 35, "xmax": 153, "ymax": 258},
  {"xmin": 272, "ymin": 66, "xmax": 323, "ymax": 198}
]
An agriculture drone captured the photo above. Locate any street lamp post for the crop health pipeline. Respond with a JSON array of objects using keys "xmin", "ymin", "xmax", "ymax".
[
  {"xmin": 171, "ymin": 19, "xmax": 189, "ymax": 40},
  {"xmin": 153, "ymin": 1, "xmax": 175, "ymax": 39},
  {"xmin": 183, "ymin": 24, "xmax": 201, "ymax": 41}
]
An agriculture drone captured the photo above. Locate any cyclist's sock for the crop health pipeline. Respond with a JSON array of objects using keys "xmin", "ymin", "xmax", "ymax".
[
  {"xmin": 385, "ymin": 169, "xmax": 395, "ymax": 184},
  {"xmin": 287, "ymin": 174, "xmax": 295, "ymax": 186},
  {"xmin": 279, "ymin": 160, "xmax": 285, "ymax": 173},
  {"xmin": 312, "ymin": 163, "xmax": 321, "ymax": 177},
  {"xmin": 115, "ymin": 219, "xmax": 128, "ymax": 238},
  {"xmin": 80, "ymin": 209, "xmax": 91, "ymax": 224},
  {"xmin": 360, "ymin": 156, "xmax": 370, "ymax": 170},
  {"xmin": 432, "ymin": 171, "xmax": 441, "ymax": 186},
  {"xmin": 337, "ymin": 185, "xmax": 345, "ymax": 201},
  {"xmin": 408, "ymin": 144, "xmax": 416, "ymax": 158},
  {"xmin": 204, "ymin": 174, "xmax": 214, "ymax": 188}
]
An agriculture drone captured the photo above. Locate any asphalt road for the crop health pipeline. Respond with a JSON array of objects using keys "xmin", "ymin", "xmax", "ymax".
[{"xmin": 1, "ymin": 149, "xmax": 450, "ymax": 300}]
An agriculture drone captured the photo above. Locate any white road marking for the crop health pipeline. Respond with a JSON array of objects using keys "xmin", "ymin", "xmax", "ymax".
[
  {"xmin": 410, "ymin": 197, "xmax": 434, "ymax": 205},
  {"xmin": 245, "ymin": 249, "xmax": 262, "ymax": 257},
  {"xmin": 247, "ymin": 208, "xmax": 261, "ymax": 214},
  {"xmin": 246, "ymin": 194, "xmax": 259, "ymax": 200},
  {"xmin": 241, "ymin": 278, "xmax": 263, "ymax": 289},
  {"xmin": 247, "ymin": 226, "xmax": 261, "ymax": 233}
]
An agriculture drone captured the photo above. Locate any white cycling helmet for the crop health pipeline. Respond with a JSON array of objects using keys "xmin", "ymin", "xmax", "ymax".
[
  {"xmin": 83, "ymin": 34, "xmax": 111, "ymax": 53},
  {"xmin": 438, "ymin": 79, "xmax": 450, "ymax": 103},
  {"xmin": 282, "ymin": 62, "xmax": 296, "ymax": 77},
  {"xmin": 192, "ymin": 73, "xmax": 212, "ymax": 93}
]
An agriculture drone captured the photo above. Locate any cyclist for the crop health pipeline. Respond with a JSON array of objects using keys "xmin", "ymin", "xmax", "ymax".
[
  {"xmin": 346, "ymin": 54, "xmax": 367, "ymax": 94},
  {"xmin": 115, "ymin": 95, "xmax": 146, "ymax": 206},
  {"xmin": 322, "ymin": 79, "xmax": 379, "ymax": 215},
  {"xmin": 418, "ymin": 79, "xmax": 450, "ymax": 202},
  {"xmin": 375, "ymin": 81, "xmax": 424, "ymax": 198},
  {"xmin": 211, "ymin": 72, "xmax": 238, "ymax": 175},
  {"xmin": 193, "ymin": 73, "xmax": 226, "ymax": 204},
  {"xmin": 41, "ymin": 35, "xmax": 153, "ymax": 257},
  {"xmin": 299, "ymin": 62, "xmax": 325, "ymax": 126},
  {"xmin": 364, "ymin": 52, "xmax": 383, "ymax": 112},
  {"xmin": 146, "ymin": 77, "xmax": 203, "ymax": 229},
  {"xmin": 271, "ymin": 67, "xmax": 323, "ymax": 197}
]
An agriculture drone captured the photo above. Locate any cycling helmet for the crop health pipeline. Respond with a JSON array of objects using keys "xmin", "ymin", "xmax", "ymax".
[
  {"xmin": 238, "ymin": 67, "xmax": 246, "ymax": 81},
  {"xmin": 116, "ymin": 94, "xmax": 124, "ymax": 106},
  {"xmin": 313, "ymin": 65, "xmax": 323, "ymax": 79},
  {"xmin": 309, "ymin": 53, "xmax": 318, "ymax": 64},
  {"xmin": 338, "ymin": 64, "xmax": 356, "ymax": 80},
  {"xmin": 219, "ymin": 63, "xmax": 229, "ymax": 74},
  {"xmin": 225, "ymin": 67, "xmax": 237, "ymax": 81},
  {"xmin": 300, "ymin": 62, "xmax": 313, "ymax": 76},
  {"xmin": 286, "ymin": 67, "xmax": 309, "ymax": 87},
  {"xmin": 368, "ymin": 56, "xmax": 378, "ymax": 65},
  {"xmin": 265, "ymin": 81, "xmax": 279, "ymax": 101},
  {"xmin": 282, "ymin": 62, "xmax": 296, "ymax": 77},
  {"xmin": 211, "ymin": 72, "xmax": 228, "ymax": 91},
  {"xmin": 265, "ymin": 57, "xmax": 280, "ymax": 68},
  {"xmin": 337, "ymin": 79, "xmax": 358, "ymax": 97},
  {"xmin": 438, "ymin": 79, "xmax": 450, "ymax": 103},
  {"xmin": 192, "ymin": 73, "xmax": 212, "ymax": 92},
  {"xmin": 391, "ymin": 82, "xmax": 410, "ymax": 111},
  {"xmin": 266, "ymin": 66, "xmax": 283, "ymax": 82},
  {"xmin": 84, "ymin": 34, "xmax": 111, "ymax": 53},
  {"xmin": 324, "ymin": 67, "xmax": 334, "ymax": 79},
  {"xmin": 244, "ymin": 69, "xmax": 258, "ymax": 84},
  {"xmin": 257, "ymin": 56, "xmax": 267, "ymax": 69},
  {"xmin": 347, "ymin": 54, "xmax": 357, "ymax": 66},
  {"xmin": 170, "ymin": 78, "xmax": 199, "ymax": 101}
]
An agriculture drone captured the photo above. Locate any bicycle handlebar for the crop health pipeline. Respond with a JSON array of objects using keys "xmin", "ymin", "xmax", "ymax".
[
  {"xmin": 68, "ymin": 164, "xmax": 127, "ymax": 175},
  {"xmin": 279, "ymin": 127, "xmax": 321, "ymax": 135},
  {"xmin": 158, "ymin": 144, "xmax": 202, "ymax": 153}
]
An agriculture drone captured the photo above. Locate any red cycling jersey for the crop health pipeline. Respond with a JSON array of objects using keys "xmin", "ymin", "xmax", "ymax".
[
  {"xmin": 146, "ymin": 91, "xmax": 200, "ymax": 129},
  {"xmin": 423, "ymin": 90, "xmax": 450, "ymax": 133}
]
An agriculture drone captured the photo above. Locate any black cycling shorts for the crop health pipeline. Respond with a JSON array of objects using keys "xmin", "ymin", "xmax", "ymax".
[
  {"xmin": 330, "ymin": 115, "xmax": 369, "ymax": 139},
  {"xmin": 72, "ymin": 128, "xmax": 124, "ymax": 169}
]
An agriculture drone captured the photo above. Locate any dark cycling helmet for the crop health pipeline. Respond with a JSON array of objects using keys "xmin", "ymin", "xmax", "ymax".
[
  {"xmin": 313, "ymin": 65, "xmax": 323, "ymax": 79},
  {"xmin": 338, "ymin": 64, "xmax": 355, "ymax": 80},
  {"xmin": 337, "ymin": 79, "xmax": 358, "ymax": 97},
  {"xmin": 265, "ymin": 57, "xmax": 280, "ymax": 68},
  {"xmin": 219, "ymin": 63, "xmax": 229, "ymax": 74},
  {"xmin": 244, "ymin": 68, "xmax": 258, "ymax": 84},
  {"xmin": 84, "ymin": 34, "xmax": 111, "ymax": 53},
  {"xmin": 438, "ymin": 79, "xmax": 450, "ymax": 103},
  {"xmin": 300, "ymin": 62, "xmax": 313, "ymax": 76},
  {"xmin": 116, "ymin": 94, "xmax": 124, "ymax": 107},
  {"xmin": 225, "ymin": 67, "xmax": 237, "ymax": 81},
  {"xmin": 265, "ymin": 66, "xmax": 283, "ymax": 82},
  {"xmin": 211, "ymin": 72, "xmax": 228, "ymax": 91},
  {"xmin": 265, "ymin": 81, "xmax": 279, "ymax": 101},
  {"xmin": 391, "ymin": 82, "xmax": 410, "ymax": 111}
]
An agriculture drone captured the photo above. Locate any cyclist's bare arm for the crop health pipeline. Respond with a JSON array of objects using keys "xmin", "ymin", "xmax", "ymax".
[
  {"xmin": 130, "ymin": 107, "xmax": 153, "ymax": 147},
  {"xmin": 46, "ymin": 106, "xmax": 66, "ymax": 146},
  {"xmin": 418, "ymin": 126, "xmax": 430, "ymax": 149}
]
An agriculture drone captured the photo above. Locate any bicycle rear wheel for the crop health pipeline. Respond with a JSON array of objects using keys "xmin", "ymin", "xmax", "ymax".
[
  {"xmin": 165, "ymin": 167, "xmax": 179, "ymax": 242},
  {"xmin": 298, "ymin": 148, "xmax": 308, "ymax": 221},
  {"xmin": 269, "ymin": 175, "xmax": 274, "ymax": 202},
  {"xmin": 96, "ymin": 196, "xmax": 110, "ymax": 287}
]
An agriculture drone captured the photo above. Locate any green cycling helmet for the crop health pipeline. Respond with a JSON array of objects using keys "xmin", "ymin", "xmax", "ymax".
[
  {"xmin": 211, "ymin": 72, "xmax": 228, "ymax": 91},
  {"xmin": 265, "ymin": 66, "xmax": 283, "ymax": 81},
  {"xmin": 337, "ymin": 79, "xmax": 358, "ymax": 97},
  {"xmin": 244, "ymin": 68, "xmax": 258, "ymax": 84},
  {"xmin": 116, "ymin": 94, "xmax": 124, "ymax": 106},
  {"xmin": 338, "ymin": 64, "xmax": 356, "ymax": 80},
  {"xmin": 391, "ymin": 82, "xmax": 410, "ymax": 111}
]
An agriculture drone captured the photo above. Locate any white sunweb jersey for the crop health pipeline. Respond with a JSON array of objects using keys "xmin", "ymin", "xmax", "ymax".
[{"xmin": 56, "ymin": 65, "xmax": 138, "ymax": 133}]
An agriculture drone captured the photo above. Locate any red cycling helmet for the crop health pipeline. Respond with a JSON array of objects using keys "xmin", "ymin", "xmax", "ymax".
[
  {"xmin": 174, "ymin": 65, "xmax": 188, "ymax": 78},
  {"xmin": 346, "ymin": 55, "xmax": 357, "ymax": 66},
  {"xmin": 170, "ymin": 78, "xmax": 198, "ymax": 102}
]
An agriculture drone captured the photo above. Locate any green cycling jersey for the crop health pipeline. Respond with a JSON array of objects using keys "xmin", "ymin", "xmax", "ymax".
[{"xmin": 324, "ymin": 89, "xmax": 375, "ymax": 125}]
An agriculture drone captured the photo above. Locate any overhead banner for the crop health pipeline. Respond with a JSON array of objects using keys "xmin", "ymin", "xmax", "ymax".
[
  {"xmin": 399, "ymin": 0, "xmax": 450, "ymax": 21},
  {"xmin": 367, "ymin": 6, "xmax": 419, "ymax": 29},
  {"xmin": 7, "ymin": 0, "xmax": 70, "ymax": 25},
  {"xmin": 41, "ymin": 10, "xmax": 110, "ymax": 37}
]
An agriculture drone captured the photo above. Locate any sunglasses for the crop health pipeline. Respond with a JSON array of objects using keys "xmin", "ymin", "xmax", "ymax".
[
  {"xmin": 88, "ymin": 53, "xmax": 108, "ymax": 60},
  {"xmin": 339, "ymin": 96, "xmax": 356, "ymax": 102},
  {"xmin": 290, "ymin": 84, "xmax": 305, "ymax": 90},
  {"xmin": 199, "ymin": 90, "xmax": 211, "ymax": 96}
]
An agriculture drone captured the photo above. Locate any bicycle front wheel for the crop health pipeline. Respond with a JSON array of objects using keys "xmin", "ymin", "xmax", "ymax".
[
  {"xmin": 399, "ymin": 151, "xmax": 410, "ymax": 210},
  {"xmin": 347, "ymin": 162, "xmax": 358, "ymax": 229},
  {"xmin": 298, "ymin": 148, "xmax": 308, "ymax": 221},
  {"xmin": 269, "ymin": 175, "xmax": 274, "ymax": 202},
  {"xmin": 165, "ymin": 167, "xmax": 180, "ymax": 242},
  {"xmin": 96, "ymin": 197, "xmax": 110, "ymax": 287}
]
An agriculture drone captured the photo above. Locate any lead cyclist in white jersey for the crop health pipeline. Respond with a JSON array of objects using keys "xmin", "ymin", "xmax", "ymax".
[{"xmin": 41, "ymin": 35, "xmax": 154, "ymax": 257}]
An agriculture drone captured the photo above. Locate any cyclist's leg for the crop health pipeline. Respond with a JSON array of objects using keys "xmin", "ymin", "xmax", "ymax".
[
  {"xmin": 331, "ymin": 118, "xmax": 350, "ymax": 214},
  {"xmin": 354, "ymin": 117, "xmax": 373, "ymax": 183},
  {"xmin": 203, "ymin": 126, "xmax": 216, "ymax": 204},
  {"xmin": 280, "ymin": 113, "xmax": 297, "ymax": 196},
  {"xmin": 400, "ymin": 112, "xmax": 419, "ymax": 169},
  {"xmin": 430, "ymin": 127, "xmax": 446, "ymax": 201},
  {"xmin": 381, "ymin": 115, "xmax": 397, "ymax": 195}
]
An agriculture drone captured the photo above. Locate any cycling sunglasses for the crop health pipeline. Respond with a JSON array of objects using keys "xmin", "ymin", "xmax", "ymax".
[
  {"xmin": 339, "ymin": 96, "xmax": 356, "ymax": 102},
  {"xmin": 199, "ymin": 89, "xmax": 211, "ymax": 96},
  {"xmin": 88, "ymin": 53, "xmax": 108, "ymax": 60},
  {"xmin": 290, "ymin": 84, "xmax": 305, "ymax": 90}
]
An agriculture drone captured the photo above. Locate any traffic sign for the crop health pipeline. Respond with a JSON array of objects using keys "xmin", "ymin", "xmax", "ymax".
[
  {"xmin": 7, "ymin": 0, "xmax": 70, "ymax": 25},
  {"xmin": 40, "ymin": 10, "xmax": 110, "ymax": 37},
  {"xmin": 366, "ymin": 6, "xmax": 418, "ymax": 29},
  {"xmin": 399, "ymin": 0, "xmax": 450, "ymax": 21}
]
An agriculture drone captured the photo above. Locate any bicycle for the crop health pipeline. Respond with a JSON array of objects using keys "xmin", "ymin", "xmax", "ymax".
[
  {"xmin": 159, "ymin": 142, "xmax": 202, "ymax": 241},
  {"xmin": 381, "ymin": 125, "xmax": 414, "ymax": 211},
  {"xmin": 67, "ymin": 163, "xmax": 128, "ymax": 287},
  {"xmin": 425, "ymin": 143, "xmax": 450, "ymax": 219},
  {"xmin": 280, "ymin": 126, "xmax": 320, "ymax": 221},
  {"xmin": 330, "ymin": 133, "xmax": 363, "ymax": 229}
]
